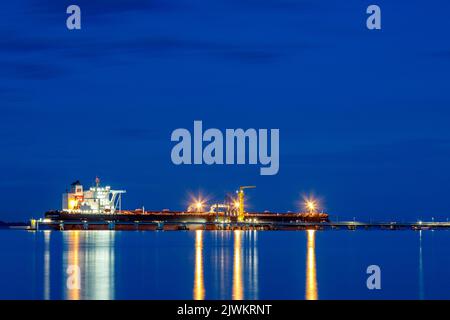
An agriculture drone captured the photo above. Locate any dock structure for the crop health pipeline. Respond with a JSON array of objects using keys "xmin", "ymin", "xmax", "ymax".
[{"xmin": 32, "ymin": 214, "xmax": 450, "ymax": 232}]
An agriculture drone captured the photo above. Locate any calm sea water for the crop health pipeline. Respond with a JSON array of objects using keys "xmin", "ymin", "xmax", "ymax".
[{"xmin": 0, "ymin": 229, "xmax": 449, "ymax": 300}]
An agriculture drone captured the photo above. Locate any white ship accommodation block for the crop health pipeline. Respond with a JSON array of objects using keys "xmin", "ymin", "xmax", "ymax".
[{"xmin": 62, "ymin": 178, "xmax": 126, "ymax": 214}]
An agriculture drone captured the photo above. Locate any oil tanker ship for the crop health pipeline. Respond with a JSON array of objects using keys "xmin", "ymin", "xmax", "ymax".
[{"xmin": 33, "ymin": 178, "xmax": 328, "ymax": 231}]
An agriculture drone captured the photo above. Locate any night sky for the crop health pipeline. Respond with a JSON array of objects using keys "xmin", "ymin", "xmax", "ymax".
[{"xmin": 1, "ymin": 1, "xmax": 450, "ymax": 221}]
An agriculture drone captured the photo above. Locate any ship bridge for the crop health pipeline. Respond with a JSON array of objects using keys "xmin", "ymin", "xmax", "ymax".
[{"xmin": 62, "ymin": 177, "xmax": 126, "ymax": 214}]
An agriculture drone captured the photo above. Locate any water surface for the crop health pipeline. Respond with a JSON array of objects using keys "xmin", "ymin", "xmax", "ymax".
[{"xmin": 0, "ymin": 230, "xmax": 449, "ymax": 300}]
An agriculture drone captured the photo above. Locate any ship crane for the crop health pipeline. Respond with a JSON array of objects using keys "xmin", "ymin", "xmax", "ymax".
[
  {"xmin": 237, "ymin": 186, "xmax": 256, "ymax": 222},
  {"xmin": 110, "ymin": 189, "xmax": 126, "ymax": 214}
]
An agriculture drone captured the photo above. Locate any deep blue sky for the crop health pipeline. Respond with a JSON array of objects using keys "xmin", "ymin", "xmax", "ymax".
[{"xmin": 1, "ymin": 1, "xmax": 449, "ymax": 221}]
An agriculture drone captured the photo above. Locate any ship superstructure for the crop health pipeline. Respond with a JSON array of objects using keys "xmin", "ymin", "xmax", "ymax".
[{"xmin": 62, "ymin": 177, "xmax": 126, "ymax": 214}]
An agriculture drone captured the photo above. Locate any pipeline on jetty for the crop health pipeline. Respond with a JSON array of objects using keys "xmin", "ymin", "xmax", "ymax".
[{"xmin": 31, "ymin": 214, "xmax": 450, "ymax": 232}]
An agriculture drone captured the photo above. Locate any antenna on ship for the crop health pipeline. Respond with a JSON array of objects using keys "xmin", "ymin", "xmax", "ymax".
[{"xmin": 95, "ymin": 176, "xmax": 100, "ymax": 187}]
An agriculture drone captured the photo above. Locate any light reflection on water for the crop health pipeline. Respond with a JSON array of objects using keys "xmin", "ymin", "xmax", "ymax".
[
  {"xmin": 62, "ymin": 231, "xmax": 115, "ymax": 300},
  {"xmin": 232, "ymin": 230, "xmax": 244, "ymax": 300},
  {"xmin": 193, "ymin": 230, "xmax": 205, "ymax": 300},
  {"xmin": 43, "ymin": 231, "xmax": 51, "ymax": 300},
  {"xmin": 305, "ymin": 230, "xmax": 318, "ymax": 300},
  {"xmin": 45, "ymin": 230, "xmax": 308, "ymax": 300},
  {"xmin": 419, "ymin": 230, "xmax": 424, "ymax": 300},
  {"xmin": 13, "ymin": 230, "xmax": 445, "ymax": 300},
  {"xmin": 194, "ymin": 230, "xmax": 260, "ymax": 300},
  {"xmin": 65, "ymin": 231, "xmax": 80, "ymax": 300}
]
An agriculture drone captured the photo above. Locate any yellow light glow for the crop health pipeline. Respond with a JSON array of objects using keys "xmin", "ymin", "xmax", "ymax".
[
  {"xmin": 188, "ymin": 193, "xmax": 208, "ymax": 213},
  {"xmin": 232, "ymin": 230, "xmax": 243, "ymax": 300},
  {"xmin": 68, "ymin": 199, "xmax": 77, "ymax": 210},
  {"xmin": 307, "ymin": 201, "xmax": 316, "ymax": 211},
  {"xmin": 306, "ymin": 230, "xmax": 318, "ymax": 300},
  {"xmin": 67, "ymin": 231, "xmax": 80, "ymax": 300},
  {"xmin": 302, "ymin": 195, "xmax": 320, "ymax": 213},
  {"xmin": 193, "ymin": 230, "xmax": 205, "ymax": 300}
]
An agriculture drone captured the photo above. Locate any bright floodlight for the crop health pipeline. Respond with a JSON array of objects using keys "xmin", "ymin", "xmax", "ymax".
[
  {"xmin": 195, "ymin": 201, "xmax": 204, "ymax": 211},
  {"xmin": 304, "ymin": 198, "xmax": 318, "ymax": 213},
  {"xmin": 188, "ymin": 193, "xmax": 208, "ymax": 212}
]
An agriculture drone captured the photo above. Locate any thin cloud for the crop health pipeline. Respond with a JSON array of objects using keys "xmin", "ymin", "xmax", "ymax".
[
  {"xmin": 113, "ymin": 127, "xmax": 165, "ymax": 141},
  {"xmin": 283, "ymin": 138, "xmax": 450, "ymax": 168},
  {"xmin": 29, "ymin": 0, "xmax": 183, "ymax": 16},
  {"xmin": 228, "ymin": 0, "xmax": 318, "ymax": 11},
  {"xmin": 0, "ymin": 34, "xmax": 59, "ymax": 54},
  {"xmin": 0, "ymin": 61, "xmax": 66, "ymax": 80}
]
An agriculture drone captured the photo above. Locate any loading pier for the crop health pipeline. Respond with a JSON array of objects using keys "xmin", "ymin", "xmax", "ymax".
[{"xmin": 32, "ymin": 215, "xmax": 450, "ymax": 232}]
